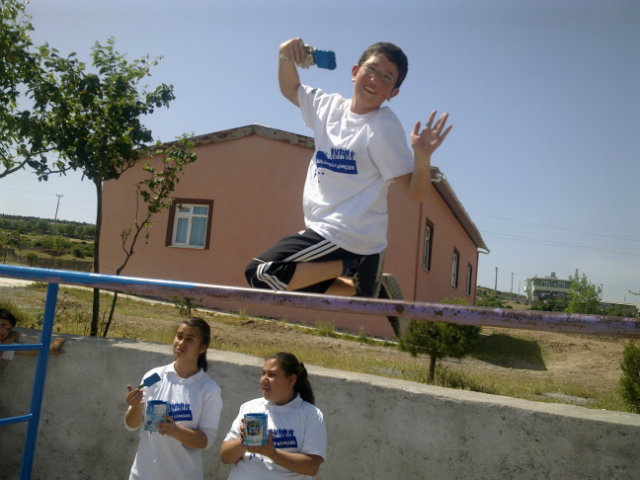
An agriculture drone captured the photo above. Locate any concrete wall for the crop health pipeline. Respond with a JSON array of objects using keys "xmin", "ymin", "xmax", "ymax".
[{"xmin": 3, "ymin": 331, "xmax": 638, "ymax": 480}]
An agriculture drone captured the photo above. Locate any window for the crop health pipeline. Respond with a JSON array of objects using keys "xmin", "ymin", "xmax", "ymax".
[
  {"xmin": 541, "ymin": 281, "xmax": 550, "ymax": 287},
  {"xmin": 466, "ymin": 263, "xmax": 473, "ymax": 296},
  {"xmin": 165, "ymin": 199, "xmax": 213, "ymax": 249},
  {"xmin": 422, "ymin": 219, "xmax": 434, "ymax": 272},
  {"xmin": 451, "ymin": 249, "xmax": 459, "ymax": 288},
  {"xmin": 558, "ymin": 282, "xmax": 565, "ymax": 288}
]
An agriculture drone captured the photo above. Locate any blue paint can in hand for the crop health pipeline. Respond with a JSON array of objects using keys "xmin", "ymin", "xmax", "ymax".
[
  {"xmin": 243, "ymin": 413, "xmax": 268, "ymax": 446},
  {"xmin": 144, "ymin": 400, "xmax": 172, "ymax": 433}
]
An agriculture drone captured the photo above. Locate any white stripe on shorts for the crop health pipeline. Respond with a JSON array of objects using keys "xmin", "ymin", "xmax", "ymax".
[
  {"xmin": 284, "ymin": 240, "xmax": 340, "ymax": 263},
  {"xmin": 256, "ymin": 262, "xmax": 287, "ymax": 291}
]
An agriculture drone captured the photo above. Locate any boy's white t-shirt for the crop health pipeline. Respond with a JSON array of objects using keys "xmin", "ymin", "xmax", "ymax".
[
  {"xmin": 224, "ymin": 394, "xmax": 327, "ymax": 480},
  {"xmin": 298, "ymin": 85, "xmax": 414, "ymax": 255},
  {"xmin": 124, "ymin": 362, "xmax": 223, "ymax": 480}
]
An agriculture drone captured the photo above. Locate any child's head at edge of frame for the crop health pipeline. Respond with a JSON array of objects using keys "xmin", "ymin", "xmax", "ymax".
[{"xmin": 0, "ymin": 309, "xmax": 17, "ymax": 341}]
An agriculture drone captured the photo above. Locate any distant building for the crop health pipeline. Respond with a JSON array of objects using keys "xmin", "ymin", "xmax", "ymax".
[
  {"xmin": 524, "ymin": 272, "xmax": 572, "ymax": 300},
  {"xmin": 598, "ymin": 301, "xmax": 637, "ymax": 314}
]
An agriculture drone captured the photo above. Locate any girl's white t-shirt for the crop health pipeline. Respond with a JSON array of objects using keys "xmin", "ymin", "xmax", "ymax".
[
  {"xmin": 298, "ymin": 85, "xmax": 415, "ymax": 254},
  {"xmin": 125, "ymin": 362, "xmax": 223, "ymax": 480},
  {"xmin": 224, "ymin": 395, "xmax": 327, "ymax": 480}
]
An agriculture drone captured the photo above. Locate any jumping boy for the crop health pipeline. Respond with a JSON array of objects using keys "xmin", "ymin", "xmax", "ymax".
[{"xmin": 245, "ymin": 38, "xmax": 451, "ymax": 338}]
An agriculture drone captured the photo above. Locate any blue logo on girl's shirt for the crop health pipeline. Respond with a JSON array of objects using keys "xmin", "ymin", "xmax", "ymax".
[
  {"xmin": 271, "ymin": 428, "xmax": 298, "ymax": 448},
  {"xmin": 170, "ymin": 402, "xmax": 193, "ymax": 421}
]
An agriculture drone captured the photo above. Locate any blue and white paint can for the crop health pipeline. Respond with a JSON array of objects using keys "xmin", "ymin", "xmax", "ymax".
[
  {"xmin": 243, "ymin": 413, "xmax": 268, "ymax": 446},
  {"xmin": 144, "ymin": 400, "xmax": 172, "ymax": 433}
]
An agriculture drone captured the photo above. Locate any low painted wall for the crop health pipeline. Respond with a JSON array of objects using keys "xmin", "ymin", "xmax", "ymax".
[{"xmin": 1, "ymin": 330, "xmax": 639, "ymax": 480}]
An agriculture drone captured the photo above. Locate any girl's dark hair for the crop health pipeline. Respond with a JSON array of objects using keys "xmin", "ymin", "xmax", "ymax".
[
  {"xmin": 267, "ymin": 352, "xmax": 315, "ymax": 405},
  {"xmin": 0, "ymin": 309, "xmax": 17, "ymax": 328},
  {"xmin": 180, "ymin": 317, "xmax": 211, "ymax": 372}
]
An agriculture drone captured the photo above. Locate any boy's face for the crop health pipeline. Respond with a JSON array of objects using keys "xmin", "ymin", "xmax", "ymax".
[
  {"xmin": 350, "ymin": 53, "xmax": 400, "ymax": 115},
  {"xmin": 0, "ymin": 319, "xmax": 12, "ymax": 341}
]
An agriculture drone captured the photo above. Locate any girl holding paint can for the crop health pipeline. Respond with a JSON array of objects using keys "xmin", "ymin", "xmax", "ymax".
[
  {"xmin": 220, "ymin": 352, "xmax": 327, "ymax": 479},
  {"xmin": 124, "ymin": 317, "xmax": 223, "ymax": 480}
]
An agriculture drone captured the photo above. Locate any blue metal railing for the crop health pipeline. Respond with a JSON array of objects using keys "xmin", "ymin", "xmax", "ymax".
[
  {"xmin": 1, "ymin": 264, "xmax": 639, "ymax": 479},
  {"xmin": 0, "ymin": 282, "xmax": 58, "ymax": 480}
]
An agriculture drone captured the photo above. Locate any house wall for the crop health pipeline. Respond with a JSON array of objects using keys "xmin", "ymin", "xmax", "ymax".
[
  {"xmin": 2, "ymin": 331, "xmax": 639, "ymax": 480},
  {"xmin": 101, "ymin": 134, "xmax": 478, "ymax": 338},
  {"xmin": 413, "ymin": 186, "xmax": 478, "ymax": 304}
]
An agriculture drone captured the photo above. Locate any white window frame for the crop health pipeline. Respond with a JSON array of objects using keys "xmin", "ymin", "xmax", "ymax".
[
  {"xmin": 166, "ymin": 200, "xmax": 213, "ymax": 250},
  {"xmin": 451, "ymin": 249, "xmax": 459, "ymax": 288},
  {"xmin": 558, "ymin": 282, "xmax": 565, "ymax": 288},
  {"xmin": 541, "ymin": 281, "xmax": 550, "ymax": 287}
]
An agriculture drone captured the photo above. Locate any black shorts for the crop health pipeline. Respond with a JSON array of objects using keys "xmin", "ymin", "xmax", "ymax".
[{"xmin": 245, "ymin": 229, "xmax": 385, "ymax": 297}]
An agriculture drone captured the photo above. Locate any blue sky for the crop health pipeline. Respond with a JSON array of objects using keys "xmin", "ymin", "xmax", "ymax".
[{"xmin": 1, "ymin": 0, "xmax": 638, "ymax": 303}]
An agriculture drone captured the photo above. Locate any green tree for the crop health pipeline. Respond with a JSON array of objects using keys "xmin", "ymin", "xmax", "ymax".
[
  {"xmin": 52, "ymin": 235, "xmax": 70, "ymax": 253},
  {"xmin": 566, "ymin": 269, "xmax": 601, "ymax": 314},
  {"xmin": 35, "ymin": 219, "xmax": 50, "ymax": 233},
  {"xmin": 82, "ymin": 225, "xmax": 96, "ymax": 238},
  {"xmin": 620, "ymin": 341, "xmax": 640, "ymax": 413},
  {"xmin": 102, "ymin": 137, "xmax": 197, "ymax": 336},
  {"xmin": 0, "ymin": 0, "xmax": 66, "ymax": 179},
  {"xmin": 399, "ymin": 296, "xmax": 481, "ymax": 381},
  {"xmin": 31, "ymin": 38, "xmax": 176, "ymax": 336}
]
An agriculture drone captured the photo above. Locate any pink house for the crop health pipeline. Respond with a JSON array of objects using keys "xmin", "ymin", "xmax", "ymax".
[{"xmin": 101, "ymin": 125, "xmax": 488, "ymax": 338}]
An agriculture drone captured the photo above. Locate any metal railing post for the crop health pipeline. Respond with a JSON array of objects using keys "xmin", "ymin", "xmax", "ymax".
[{"xmin": 20, "ymin": 283, "xmax": 58, "ymax": 480}]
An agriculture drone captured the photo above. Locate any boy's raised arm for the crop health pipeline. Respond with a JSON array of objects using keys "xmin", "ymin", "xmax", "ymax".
[
  {"xmin": 278, "ymin": 38, "xmax": 306, "ymax": 107},
  {"xmin": 396, "ymin": 111, "xmax": 452, "ymax": 204}
]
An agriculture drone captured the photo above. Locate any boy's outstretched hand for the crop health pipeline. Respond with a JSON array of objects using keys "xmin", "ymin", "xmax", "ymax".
[{"xmin": 411, "ymin": 111, "xmax": 452, "ymax": 158}]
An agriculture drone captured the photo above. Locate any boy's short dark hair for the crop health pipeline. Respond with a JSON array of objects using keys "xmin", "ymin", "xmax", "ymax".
[
  {"xmin": 357, "ymin": 42, "xmax": 408, "ymax": 89},
  {"xmin": 0, "ymin": 309, "xmax": 17, "ymax": 328}
]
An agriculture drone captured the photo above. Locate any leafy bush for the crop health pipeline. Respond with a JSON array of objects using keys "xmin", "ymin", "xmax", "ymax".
[
  {"xmin": 530, "ymin": 297, "xmax": 568, "ymax": 312},
  {"xmin": 54, "ymin": 257, "xmax": 65, "ymax": 268},
  {"xmin": 620, "ymin": 341, "xmax": 640, "ymax": 413},
  {"xmin": 72, "ymin": 246, "xmax": 85, "ymax": 259},
  {"xmin": 25, "ymin": 252, "xmax": 38, "ymax": 266},
  {"xmin": 476, "ymin": 291, "xmax": 510, "ymax": 308}
]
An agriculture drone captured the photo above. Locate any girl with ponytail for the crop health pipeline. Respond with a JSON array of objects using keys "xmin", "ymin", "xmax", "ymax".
[
  {"xmin": 220, "ymin": 352, "xmax": 327, "ymax": 479},
  {"xmin": 125, "ymin": 318, "xmax": 223, "ymax": 480}
]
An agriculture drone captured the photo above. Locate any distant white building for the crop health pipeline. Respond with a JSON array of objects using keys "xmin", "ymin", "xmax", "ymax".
[
  {"xmin": 598, "ymin": 301, "xmax": 637, "ymax": 314},
  {"xmin": 523, "ymin": 272, "xmax": 572, "ymax": 301}
]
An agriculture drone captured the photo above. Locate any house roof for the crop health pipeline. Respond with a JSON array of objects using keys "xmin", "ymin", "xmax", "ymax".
[
  {"xmin": 429, "ymin": 167, "xmax": 489, "ymax": 253},
  {"xmin": 179, "ymin": 124, "xmax": 489, "ymax": 252}
]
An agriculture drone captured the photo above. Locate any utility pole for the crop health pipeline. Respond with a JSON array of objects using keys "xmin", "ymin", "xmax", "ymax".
[
  {"xmin": 495, "ymin": 267, "xmax": 498, "ymax": 292},
  {"xmin": 52, "ymin": 194, "xmax": 63, "ymax": 235},
  {"xmin": 511, "ymin": 272, "xmax": 514, "ymax": 301},
  {"xmin": 601, "ymin": 283, "xmax": 604, "ymax": 300}
]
